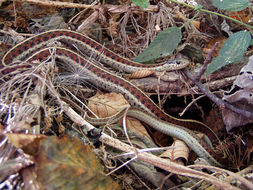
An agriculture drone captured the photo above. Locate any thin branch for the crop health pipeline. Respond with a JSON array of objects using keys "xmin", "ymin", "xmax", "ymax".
[
  {"xmin": 13, "ymin": 1, "xmax": 159, "ymax": 12},
  {"xmin": 14, "ymin": 0, "xmax": 96, "ymax": 9},
  {"xmin": 183, "ymin": 71, "xmax": 253, "ymax": 119},
  {"xmin": 194, "ymin": 42, "xmax": 219, "ymax": 81},
  {"xmin": 62, "ymin": 100, "xmax": 239, "ymax": 190},
  {"xmin": 189, "ymin": 165, "xmax": 253, "ymax": 190}
]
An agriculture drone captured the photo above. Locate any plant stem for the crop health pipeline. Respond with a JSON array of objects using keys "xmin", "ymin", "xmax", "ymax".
[
  {"xmin": 180, "ymin": 11, "xmax": 199, "ymax": 29},
  {"xmin": 168, "ymin": 0, "xmax": 253, "ymax": 31}
]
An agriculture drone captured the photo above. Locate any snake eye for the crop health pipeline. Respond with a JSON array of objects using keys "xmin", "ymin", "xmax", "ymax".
[{"xmin": 176, "ymin": 60, "xmax": 181, "ymax": 65}]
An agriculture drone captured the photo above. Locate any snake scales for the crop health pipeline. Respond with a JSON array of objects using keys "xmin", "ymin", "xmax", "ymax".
[{"xmin": 0, "ymin": 29, "xmax": 225, "ymax": 166}]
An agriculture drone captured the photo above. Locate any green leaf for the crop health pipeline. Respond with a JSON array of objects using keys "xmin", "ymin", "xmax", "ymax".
[
  {"xmin": 212, "ymin": 0, "xmax": 249, "ymax": 12},
  {"xmin": 206, "ymin": 31, "xmax": 251, "ymax": 75},
  {"xmin": 132, "ymin": 0, "xmax": 149, "ymax": 8},
  {"xmin": 134, "ymin": 27, "xmax": 182, "ymax": 63}
]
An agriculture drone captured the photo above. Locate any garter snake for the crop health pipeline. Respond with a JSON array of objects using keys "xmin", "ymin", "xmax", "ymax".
[
  {"xmin": 2, "ymin": 29, "xmax": 189, "ymax": 73},
  {"xmin": 0, "ymin": 30, "xmax": 225, "ymax": 166}
]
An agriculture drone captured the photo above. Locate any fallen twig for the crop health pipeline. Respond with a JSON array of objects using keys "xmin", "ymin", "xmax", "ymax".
[
  {"xmin": 13, "ymin": 1, "xmax": 159, "ymax": 12},
  {"xmin": 61, "ymin": 98, "xmax": 240, "ymax": 190}
]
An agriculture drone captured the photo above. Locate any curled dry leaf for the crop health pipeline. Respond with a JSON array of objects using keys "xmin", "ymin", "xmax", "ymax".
[
  {"xmin": 222, "ymin": 55, "xmax": 253, "ymax": 132},
  {"xmin": 129, "ymin": 69, "xmax": 155, "ymax": 79},
  {"xmin": 160, "ymin": 139, "xmax": 189, "ymax": 165}
]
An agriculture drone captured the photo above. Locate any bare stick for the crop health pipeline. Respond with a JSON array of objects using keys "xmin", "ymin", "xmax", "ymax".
[
  {"xmin": 14, "ymin": 0, "xmax": 95, "ymax": 9},
  {"xmin": 62, "ymin": 100, "xmax": 239, "ymax": 190},
  {"xmin": 194, "ymin": 42, "xmax": 219, "ymax": 81}
]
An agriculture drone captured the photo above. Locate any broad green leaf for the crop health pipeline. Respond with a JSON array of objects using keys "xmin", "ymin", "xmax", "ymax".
[
  {"xmin": 212, "ymin": 0, "xmax": 249, "ymax": 12},
  {"xmin": 132, "ymin": 0, "xmax": 149, "ymax": 8},
  {"xmin": 134, "ymin": 27, "xmax": 182, "ymax": 63},
  {"xmin": 206, "ymin": 31, "xmax": 251, "ymax": 75}
]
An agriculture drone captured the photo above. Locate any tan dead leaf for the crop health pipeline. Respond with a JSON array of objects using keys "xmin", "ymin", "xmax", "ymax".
[
  {"xmin": 129, "ymin": 70, "xmax": 155, "ymax": 79},
  {"xmin": 174, "ymin": 12, "xmax": 187, "ymax": 21},
  {"xmin": 202, "ymin": 37, "xmax": 226, "ymax": 57},
  {"xmin": 88, "ymin": 92, "xmax": 151, "ymax": 139},
  {"xmin": 174, "ymin": 12, "xmax": 200, "ymax": 30},
  {"xmin": 191, "ymin": 20, "xmax": 200, "ymax": 30},
  {"xmin": 88, "ymin": 92, "xmax": 129, "ymax": 118},
  {"xmin": 126, "ymin": 117, "xmax": 151, "ymax": 139},
  {"xmin": 160, "ymin": 139, "xmax": 189, "ymax": 165},
  {"xmin": 6, "ymin": 133, "xmax": 45, "ymax": 155}
]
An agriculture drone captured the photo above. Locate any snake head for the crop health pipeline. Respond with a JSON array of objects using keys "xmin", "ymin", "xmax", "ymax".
[{"xmin": 164, "ymin": 58, "xmax": 190, "ymax": 71}]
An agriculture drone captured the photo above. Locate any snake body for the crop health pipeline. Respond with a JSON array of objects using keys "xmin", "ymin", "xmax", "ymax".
[
  {"xmin": 2, "ymin": 29, "xmax": 189, "ymax": 73},
  {"xmin": 0, "ymin": 30, "xmax": 224, "ymax": 166}
]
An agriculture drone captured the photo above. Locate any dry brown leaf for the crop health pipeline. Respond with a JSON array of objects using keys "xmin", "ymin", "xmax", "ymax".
[
  {"xmin": 129, "ymin": 70, "xmax": 155, "ymax": 79},
  {"xmin": 222, "ymin": 56, "xmax": 253, "ymax": 131},
  {"xmin": 202, "ymin": 37, "xmax": 226, "ymax": 57},
  {"xmin": 174, "ymin": 11, "xmax": 187, "ymax": 21},
  {"xmin": 191, "ymin": 20, "xmax": 200, "ymax": 30},
  {"xmin": 174, "ymin": 12, "xmax": 200, "ymax": 29},
  {"xmin": 229, "ymin": 9, "xmax": 252, "ymax": 23},
  {"xmin": 6, "ymin": 133, "xmax": 45, "ymax": 155},
  {"xmin": 88, "ymin": 92, "xmax": 151, "ymax": 138},
  {"xmin": 160, "ymin": 139, "xmax": 189, "ymax": 164},
  {"xmin": 88, "ymin": 92, "xmax": 130, "ymax": 118},
  {"xmin": 125, "ymin": 117, "xmax": 151, "ymax": 138},
  {"xmin": 35, "ymin": 136, "xmax": 120, "ymax": 190},
  {"xmin": 6, "ymin": 133, "xmax": 45, "ymax": 149}
]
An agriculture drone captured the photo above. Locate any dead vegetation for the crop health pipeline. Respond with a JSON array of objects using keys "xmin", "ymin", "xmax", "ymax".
[{"xmin": 0, "ymin": 0, "xmax": 253, "ymax": 189}]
